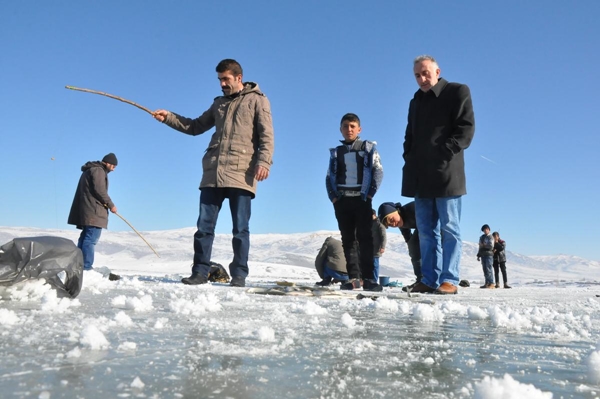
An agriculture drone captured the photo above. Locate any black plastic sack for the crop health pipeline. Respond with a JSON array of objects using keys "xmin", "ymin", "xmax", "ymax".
[{"xmin": 0, "ymin": 236, "xmax": 83, "ymax": 298}]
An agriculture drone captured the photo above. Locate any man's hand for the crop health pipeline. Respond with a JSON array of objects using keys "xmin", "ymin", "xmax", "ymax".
[
  {"xmin": 255, "ymin": 165, "xmax": 270, "ymax": 181},
  {"xmin": 152, "ymin": 109, "xmax": 169, "ymax": 122},
  {"xmin": 110, "ymin": 206, "xmax": 117, "ymax": 214},
  {"xmin": 380, "ymin": 248, "xmax": 385, "ymax": 255}
]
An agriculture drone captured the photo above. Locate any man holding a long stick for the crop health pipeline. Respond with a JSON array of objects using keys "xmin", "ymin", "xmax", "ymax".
[
  {"xmin": 152, "ymin": 59, "xmax": 275, "ymax": 288},
  {"xmin": 68, "ymin": 153, "xmax": 118, "ymax": 271}
]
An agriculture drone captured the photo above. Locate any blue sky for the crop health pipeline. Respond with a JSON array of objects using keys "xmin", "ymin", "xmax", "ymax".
[{"xmin": 1, "ymin": 1, "xmax": 598, "ymax": 260}]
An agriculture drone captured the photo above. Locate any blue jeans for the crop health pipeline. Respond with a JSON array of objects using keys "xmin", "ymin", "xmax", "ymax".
[
  {"xmin": 373, "ymin": 257, "xmax": 380, "ymax": 282},
  {"xmin": 415, "ymin": 196, "xmax": 462, "ymax": 288},
  {"xmin": 323, "ymin": 266, "xmax": 349, "ymax": 281},
  {"xmin": 481, "ymin": 256, "xmax": 494, "ymax": 285},
  {"xmin": 77, "ymin": 226, "xmax": 102, "ymax": 270},
  {"xmin": 192, "ymin": 187, "xmax": 252, "ymax": 279}
]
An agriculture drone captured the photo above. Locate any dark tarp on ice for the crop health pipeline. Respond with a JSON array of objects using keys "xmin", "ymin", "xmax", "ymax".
[{"xmin": 0, "ymin": 236, "xmax": 83, "ymax": 298}]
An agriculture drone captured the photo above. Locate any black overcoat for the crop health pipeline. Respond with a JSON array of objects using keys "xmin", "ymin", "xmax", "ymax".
[
  {"xmin": 67, "ymin": 161, "xmax": 114, "ymax": 229},
  {"xmin": 401, "ymin": 78, "xmax": 475, "ymax": 198}
]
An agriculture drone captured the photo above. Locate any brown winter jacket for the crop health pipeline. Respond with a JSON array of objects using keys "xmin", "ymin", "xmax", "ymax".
[
  {"xmin": 163, "ymin": 82, "xmax": 274, "ymax": 196},
  {"xmin": 67, "ymin": 161, "xmax": 114, "ymax": 229}
]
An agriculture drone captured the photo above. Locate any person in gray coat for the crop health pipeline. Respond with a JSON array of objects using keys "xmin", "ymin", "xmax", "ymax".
[
  {"xmin": 314, "ymin": 237, "xmax": 350, "ymax": 286},
  {"xmin": 68, "ymin": 153, "xmax": 118, "ymax": 271}
]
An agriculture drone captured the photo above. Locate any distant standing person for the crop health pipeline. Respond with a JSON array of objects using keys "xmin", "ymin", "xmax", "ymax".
[
  {"xmin": 377, "ymin": 202, "xmax": 422, "ymax": 291},
  {"xmin": 152, "ymin": 59, "xmax": 275, "ymax": 288},
  {"xmin": 493, "ymin": 231, "xmax": 510, "ymax": 288},
  {"xmin": 477, "ymin": 224, "xmax": 495, "ymax": 289},
  {"xmin": 371, "ymin": 209, "xmax": 387, "ymax": 282},
  {"xmin": 68, "ymin": 153, "xmax": 118, "ymax": 271},
  {"xmin": 314, "ymin": 237, "xmax": 350, "ymax": 286},
  {"xmin": 326, "ymin": 113, "xmax": 384, "ymax": 292},
  {"xmin": 401, "ymin": 55, "xmax": 475, "ymax": 295}
]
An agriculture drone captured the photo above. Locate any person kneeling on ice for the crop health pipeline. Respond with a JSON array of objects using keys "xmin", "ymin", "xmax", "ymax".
[
  {"xmin": 377, "ymin": 202, "xmax": 422, "ymax": 292},
  {"xmin": 314, "ymin": 237, "xmax": 350, "ymax": 286}
]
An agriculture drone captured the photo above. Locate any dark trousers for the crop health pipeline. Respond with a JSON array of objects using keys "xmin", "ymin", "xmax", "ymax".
[
  {"xmin": 493, "ymin": 260, "xmax": 507, "ymax": 284},
  {"xmin": 333, "ymin": 197, "xmax": 374, "ymax": 280},
  {"xmin": 407, "ymin": 230, "xmax": 422, "ymax": 282},
  {"xmin": 192, "ymin": 187, "xmax": 252, "ymax": 279}
]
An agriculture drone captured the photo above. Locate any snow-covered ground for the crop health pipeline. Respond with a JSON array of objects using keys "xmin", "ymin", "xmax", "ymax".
[{"xmin": 1, "ymin": 226, "xmax": 600, "ymax": 399}]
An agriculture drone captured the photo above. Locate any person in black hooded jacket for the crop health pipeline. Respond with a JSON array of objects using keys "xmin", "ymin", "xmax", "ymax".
[
  {"xmin": 377, "ymin": 201, "xmax": 421, "ymax": 291},
  {"xmin": 68, "ymin": 153, "xmax": 118, "ymax": 271},
  {"xmin": 493, "ymin": 231, "xmax": 510, "ymax": 288}
]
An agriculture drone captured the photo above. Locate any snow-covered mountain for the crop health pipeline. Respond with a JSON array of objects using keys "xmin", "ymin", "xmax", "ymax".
[{"xmin": 1, "ymin": 226, "xmax": 599, "ymax": 284}]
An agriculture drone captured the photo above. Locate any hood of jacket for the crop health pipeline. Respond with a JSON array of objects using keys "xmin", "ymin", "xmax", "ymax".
[{"xmin": 81, "ymin": 161, "xmax": 107, "ymax": 173}]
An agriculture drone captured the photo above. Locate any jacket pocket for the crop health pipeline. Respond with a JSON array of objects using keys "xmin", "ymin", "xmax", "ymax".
[
  {"xmin": 229, "ymin": 143, "xmax": 253, "ymax": 172},
  {"xmin": 202, "ymin": 143, "xmax": 219, "ymax": 172}
]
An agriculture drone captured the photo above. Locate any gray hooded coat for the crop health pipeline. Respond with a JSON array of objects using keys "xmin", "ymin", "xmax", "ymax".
[{"xmin": 67, "ymin": 161, "xmax": 114, "ymax": 229}]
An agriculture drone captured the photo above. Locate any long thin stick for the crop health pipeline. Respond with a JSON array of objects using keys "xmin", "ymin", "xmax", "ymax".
[
  {"xmin": 65, "ymin": 85, "xmax": 153, "ymax": 115},
  {"xmin": 114, "ymin": 211, "xmax": 161, "ymax": 258}
]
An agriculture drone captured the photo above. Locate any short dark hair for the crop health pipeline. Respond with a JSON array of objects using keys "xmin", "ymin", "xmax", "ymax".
[
  {"xmin": 481, "ymin": 224, "xmax": 490, "ymax": 232},
  {"xmin": 216, "ymin": 59, "xmax": 243, "ymax": 76},
  {"xmin": 340, "ymin": 113, "xmax": 360, "ymax": 126}
]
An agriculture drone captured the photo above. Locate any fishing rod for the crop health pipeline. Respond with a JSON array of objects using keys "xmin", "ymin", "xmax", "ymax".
[{"xmin": 65, "ymin": 86, "xmax": 153, "ymax": 115}]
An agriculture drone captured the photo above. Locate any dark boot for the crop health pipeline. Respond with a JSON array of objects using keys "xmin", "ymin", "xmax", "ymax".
[
  {"xmin": 315, "ymin": 277, "xmax": 333, "ymax": 286},
  {"xmin": 182, "ymin": 273, "xmax": 208, "ymax": 285},
  {"xmin": 340, "ymin": 278, "xmax": 361, "ymax": 290},
  {"xmin": 230, "ymin": 276, "xmax": 246, "ymax": 287},
  {"xmin": 363, "ymin": 279, "xmax": 383, "ymax": 292},
  {"xmin": 504, "ymin": 283, "xmax": 512, "ymax": 289}
]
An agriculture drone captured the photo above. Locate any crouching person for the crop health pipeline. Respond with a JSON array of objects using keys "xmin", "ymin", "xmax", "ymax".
[
  {"xmin": 314, "ymin": 237, "xmax": 350, "ymax": 286},
  {"xmin": 377, "ymin": 202, "xmax": 422, "ymax": 291}
]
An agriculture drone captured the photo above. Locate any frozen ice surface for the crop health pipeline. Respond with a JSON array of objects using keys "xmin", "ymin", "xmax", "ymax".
[{"xmin": 1, "ymin": 227, "xmax": 600, "ymax": 398}]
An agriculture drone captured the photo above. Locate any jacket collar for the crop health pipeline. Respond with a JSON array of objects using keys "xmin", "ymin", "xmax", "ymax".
[
  {"xmin": 416, "ymin": 77, "xmax": 448, "ymax": 98},
  {"xmin": 430, "ymin": 77, "xmax": 448, "ymax": 97}
]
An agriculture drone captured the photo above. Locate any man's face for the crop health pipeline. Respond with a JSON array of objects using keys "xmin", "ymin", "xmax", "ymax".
[
  {"xmin": 384, "ymin": 212, "xmax": 403, "ymax": 228},
  {"xmin": 218, "ymin": 71, "xmax": 243, "ymax": 95},
  {"xmin": 483, "ymin": 228, "xmax": 490, "ymax": 235},
  {"xmin": 340, "ymin": 120, "xmax": 361, "ymax": 141},
  {"xmin": 413, "ymin": 60, "xmax": 440, "ymax": 92},
  {"xmin": 105, "ymin": 163, "xmax": 116, "ymax": 173}
]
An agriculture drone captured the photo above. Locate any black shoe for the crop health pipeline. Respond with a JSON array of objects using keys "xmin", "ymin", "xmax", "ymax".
[
  {"xmin": 315, "ymin": 278, "xmax": 333, "ymax": 287},
  {"xmin": 340, "ymin": 279, "xmax": 361, "ymax": 290},
  {"xmin": 409, "ymin": 282, "xmax": 436, "ymax": 293},
  {"xmin": 230, "ymin": 276, "xmax": 246, "ymax": 287},
  {"xmin": 181, "ymin": 273, "xmax": 208, "ymax": 285},
  {"xmin": 402, "ymin": 281, "xmax": 418, "ymax": 292},
  {"xmin": 363, "ymin": 279, "xmax": 383, "ymax": 292}
]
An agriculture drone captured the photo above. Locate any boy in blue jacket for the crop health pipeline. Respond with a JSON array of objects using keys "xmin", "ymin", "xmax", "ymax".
[{"xmin": 326, "ymin": 113, "xmax": 384, "ymax": 291}]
